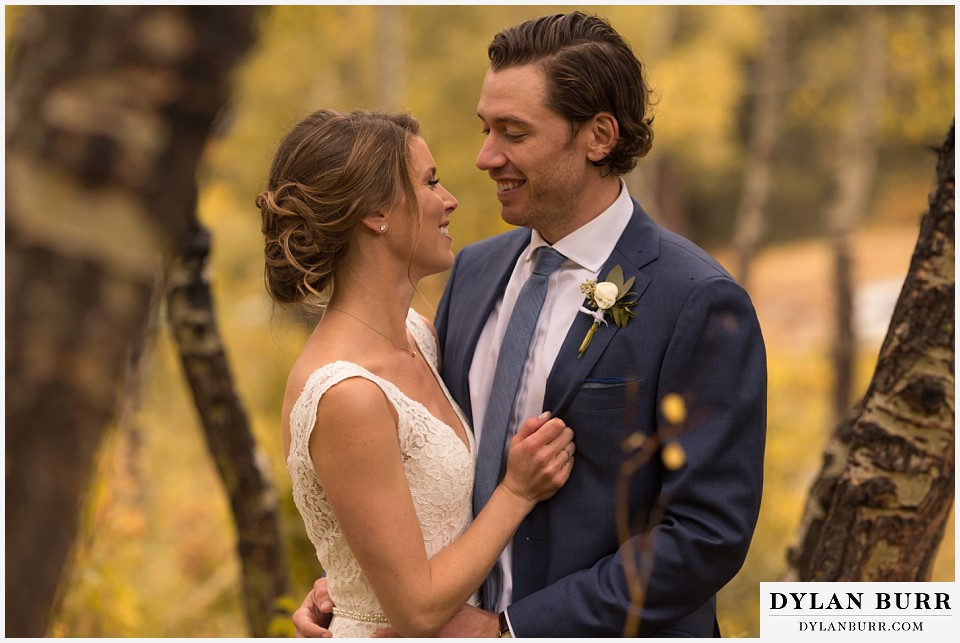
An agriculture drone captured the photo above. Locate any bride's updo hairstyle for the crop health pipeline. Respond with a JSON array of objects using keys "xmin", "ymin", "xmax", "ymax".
[{"xmin": 257, "ymin": 109, "xmax": 421, "ymax": 311}]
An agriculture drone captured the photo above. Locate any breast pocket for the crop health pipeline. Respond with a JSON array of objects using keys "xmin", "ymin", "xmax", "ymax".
[
  {"xmin": 569, "ymin": 378, "xmax": 644, "ymax": 411},
  {"xmin": 563, "ymin": 378, "xmax": 650, "ymax": 466},
  {"xmin": 557, "ymin": 378, "xmax": 651, "ymax": 528}
]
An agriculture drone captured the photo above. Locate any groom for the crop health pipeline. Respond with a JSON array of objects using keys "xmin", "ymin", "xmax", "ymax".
[{"xmin": 297, "ymin": 11, "xmax": 765, "ymax": 637}]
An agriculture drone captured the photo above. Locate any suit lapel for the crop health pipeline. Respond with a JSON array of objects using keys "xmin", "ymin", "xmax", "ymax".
[
  {"xmin": 451, "ymin": 230, "xmax": 530, "ymax": 424},
  {"xmin": 543, "ymin": 202, "xmax": 661, "ymax": 415}
]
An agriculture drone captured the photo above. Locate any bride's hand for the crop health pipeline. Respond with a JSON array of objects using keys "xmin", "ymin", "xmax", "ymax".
[{"xmin": 501, "ymin": 412, "xmax": 575, "ymax": 503}]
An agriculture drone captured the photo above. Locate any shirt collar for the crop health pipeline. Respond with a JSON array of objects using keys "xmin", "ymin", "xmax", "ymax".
[{"xmin": 526, "ymin": 179, "xmax": 634, "ymax": 273}]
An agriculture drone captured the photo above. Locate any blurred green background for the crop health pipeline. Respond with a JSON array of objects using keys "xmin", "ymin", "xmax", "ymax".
[{"xmin": 8, "ymin": 4, "xmax": 952, "ymax": 637}]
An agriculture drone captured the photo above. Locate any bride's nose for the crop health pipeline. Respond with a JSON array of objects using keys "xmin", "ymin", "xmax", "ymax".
[{"xmin": 441, "ymin": 185, "xmax": 458, "ymax": 214}]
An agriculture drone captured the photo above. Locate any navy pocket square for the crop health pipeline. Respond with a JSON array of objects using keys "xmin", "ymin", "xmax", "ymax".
[{"xmin": 582, "ymin": 378, "xmax": 630, "ymax": 389}]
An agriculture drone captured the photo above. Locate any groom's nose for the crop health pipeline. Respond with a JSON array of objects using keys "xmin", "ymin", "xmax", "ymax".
[{"xmin": 476, "ymin": 134, "xmax": 506, "ymax": 171}]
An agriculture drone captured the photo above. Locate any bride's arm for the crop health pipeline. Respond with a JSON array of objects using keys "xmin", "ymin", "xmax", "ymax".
[{"xmin": 310, "ymin": 378, "xmax": 572, "ymax": 637}]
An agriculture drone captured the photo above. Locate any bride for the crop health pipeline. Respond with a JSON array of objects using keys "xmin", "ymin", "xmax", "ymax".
[{"xmin": 257, "ymin": 109, "xmax": 575, "ymax": 637}]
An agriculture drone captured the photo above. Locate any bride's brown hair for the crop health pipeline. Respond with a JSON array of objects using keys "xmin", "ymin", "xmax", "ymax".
[{"xmin": 256, "ymin": 109, "xmax": 421, "ymax": 312}]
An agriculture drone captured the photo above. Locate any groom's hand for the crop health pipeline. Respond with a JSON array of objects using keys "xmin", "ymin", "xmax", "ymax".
[
  {"xmin": 432, "ymin": 604, "xmax": 500, "ymax": 637},
  {"xmin": 293, "ymin": 578, "xmax": 333, "ymax": 638},
  {"xmin": 369, "ymin": 604, "xmax": 499, "ymax": 638}
]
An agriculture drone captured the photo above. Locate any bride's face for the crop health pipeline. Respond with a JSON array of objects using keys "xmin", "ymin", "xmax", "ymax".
[{"xmin": 399, "ymin": 135, "xmax": 458, "ymax": 280}]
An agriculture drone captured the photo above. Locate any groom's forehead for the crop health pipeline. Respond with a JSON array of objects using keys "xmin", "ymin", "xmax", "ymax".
[
  {"xmin": 476, "ymin": 70, "xmax": 556, "ymax": 124},
  {"xmin": 478, "ymin": 65, "xmax": 548, "ymax": 100}
]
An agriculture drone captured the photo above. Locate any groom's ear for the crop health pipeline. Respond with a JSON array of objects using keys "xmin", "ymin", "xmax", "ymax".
[{"xmin": 585, "ymin": 112, "xmax": 619, "ymax": 164}]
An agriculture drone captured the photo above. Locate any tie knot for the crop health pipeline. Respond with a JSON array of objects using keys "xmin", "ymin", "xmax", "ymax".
[{"xmin": 532, "ymin": 246, "xmax": 566, "ymax": 276}]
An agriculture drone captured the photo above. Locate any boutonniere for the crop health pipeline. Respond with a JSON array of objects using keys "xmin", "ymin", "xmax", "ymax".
[{"xmin": 577, "ymin": 265, "xmax": 638, "ymax": 357}]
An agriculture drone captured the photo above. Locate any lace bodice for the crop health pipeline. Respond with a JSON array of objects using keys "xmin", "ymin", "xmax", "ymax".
[{"xmin": 286, "ymin": 310, "xmax": 477, "ymax": 636}]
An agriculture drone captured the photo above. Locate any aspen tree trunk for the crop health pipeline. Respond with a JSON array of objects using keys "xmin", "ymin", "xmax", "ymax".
[
  {"xmin": 786, "ymin": 121, "xmax": 955, "ymax": 581},
  {"xmin": 624, "ymin": 5, "xmax": 678, "ymax": 230},
  {"xmin": 375, "ymin": 5, "xmax": 405, "ymax": 109},
  {"xmin": 731, "ymin": 5, "xmax": 786, "ymax": 289},
  {"xmin": 828, "ymin": 7, "xmax": 886, "ymax": 424},
  {"xmin": 5, "ymin": 6, "xmax": 257, "ymax": 636},
  {"xmin": 165, "ymin": 220, "xmax": 288, "ymax": 637}
]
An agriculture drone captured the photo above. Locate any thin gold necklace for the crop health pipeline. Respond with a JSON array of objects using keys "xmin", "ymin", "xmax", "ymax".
[{"xmin": 326, "ymin": 307, "xmax": 418, "ymax": 358}]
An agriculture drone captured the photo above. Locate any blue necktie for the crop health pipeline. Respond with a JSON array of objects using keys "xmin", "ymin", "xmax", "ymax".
[{"xmin": 474, "ymin": 245, "xmax": 567, "ymax": 612}]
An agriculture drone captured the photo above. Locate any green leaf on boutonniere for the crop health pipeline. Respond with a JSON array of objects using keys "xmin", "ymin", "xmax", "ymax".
[
  {"xmin": 611, "ymin": 306, "xmax": 623, "ymax": 327},
  {"xmin": 606, "ymin": 265, "xmax": 625, "ymax": 292},
  {"xmin": 617, "ymin": 306, "xmax": 638, "ymax": 328}
]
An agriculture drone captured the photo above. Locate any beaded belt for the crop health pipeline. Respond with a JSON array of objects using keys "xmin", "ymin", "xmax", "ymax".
[{"xmin": 332, "ymin": 606, "xmax": 389, "ymax": 624}]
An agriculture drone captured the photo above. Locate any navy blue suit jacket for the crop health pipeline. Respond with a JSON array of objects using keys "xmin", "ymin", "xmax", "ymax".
[{"xmin": 435, "ymin": 201, "xmax": 766, "ymax": 637}]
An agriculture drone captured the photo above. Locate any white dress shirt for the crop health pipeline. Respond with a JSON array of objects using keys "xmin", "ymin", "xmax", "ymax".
[{"xmin": 468, "ymin": 180, "xmax": 634, "ymax": 609}]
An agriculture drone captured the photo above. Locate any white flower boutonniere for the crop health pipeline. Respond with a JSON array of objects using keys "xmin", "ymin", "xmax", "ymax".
[{"xmin": 577, "ymin": 264, "xmax": 638, "ymax": 357}]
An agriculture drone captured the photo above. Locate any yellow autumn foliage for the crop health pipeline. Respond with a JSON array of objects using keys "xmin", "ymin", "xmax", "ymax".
[{"xmin": 16, "ymin": 5, "xmax": 951, "ymax": 637}]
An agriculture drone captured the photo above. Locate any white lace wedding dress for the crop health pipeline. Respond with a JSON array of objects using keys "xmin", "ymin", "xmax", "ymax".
[{"xmin": 286, "ymin": 310, "xmax": 478, "ymax": 637}]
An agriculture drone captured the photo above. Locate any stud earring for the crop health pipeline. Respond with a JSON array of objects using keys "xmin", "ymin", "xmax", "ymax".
[{"xmin": 379, "ymin": 224, "xmax": 386, "ymax": 232}]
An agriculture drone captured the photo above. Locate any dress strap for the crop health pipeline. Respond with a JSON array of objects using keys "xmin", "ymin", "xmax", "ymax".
[
  {"xmin": 287, "ymin": 362, "xmax": 396, "ymax": 464},
  {"xmin": 405, "ymin": 309, "xmax": 439, "ymax": 368}
]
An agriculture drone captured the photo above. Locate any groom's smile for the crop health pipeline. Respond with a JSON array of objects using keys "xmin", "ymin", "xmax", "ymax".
[{"xmin": 496, "ymin": 180, "xmax": 526, "ymax": 193}]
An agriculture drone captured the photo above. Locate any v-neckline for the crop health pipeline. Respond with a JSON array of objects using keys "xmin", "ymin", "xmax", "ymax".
[
  {"xmin": 301, "ymin": 312, "xmax": 473, "ymax": 456},
  {"xmin": 405, "ymin": 329, "xmax": 473, "ymax": 455}
]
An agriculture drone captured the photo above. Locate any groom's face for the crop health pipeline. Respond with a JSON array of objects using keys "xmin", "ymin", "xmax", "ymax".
[{"xmin": 475, "ymin": 63, "xmax": 596, "ymax": 242}]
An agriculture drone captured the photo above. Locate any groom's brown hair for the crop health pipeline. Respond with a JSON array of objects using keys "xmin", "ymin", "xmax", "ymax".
[{"xmin": 488, "ymin": 11, "xmax": 655, "ymax": 176}]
